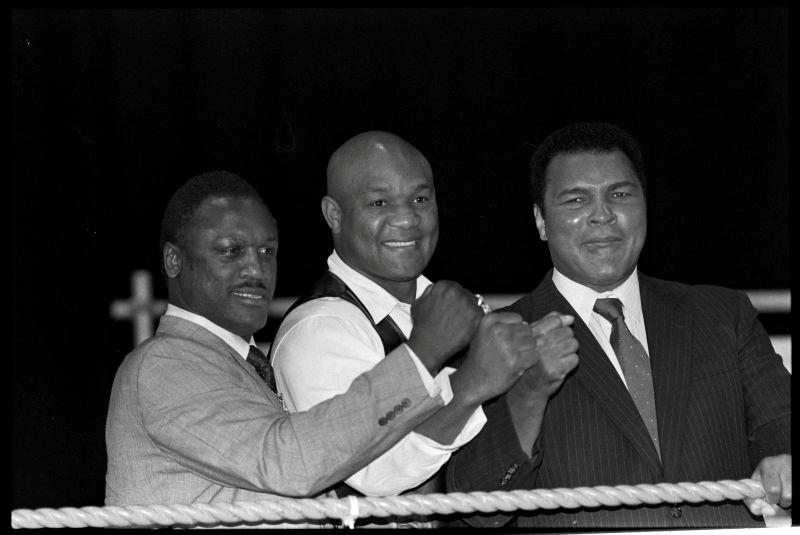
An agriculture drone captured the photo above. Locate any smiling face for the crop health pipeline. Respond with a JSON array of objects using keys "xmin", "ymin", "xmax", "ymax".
[
  {"xmin": 165, "ymin": 196, "xmax": 278, "ymax": 339},
  {"xmin": 323, "ymin": 133, "xmax": 438, "ymax": 303},
  {"xmin": 535, "ymin": 150, "xmax": 647, "ymax": 293}
]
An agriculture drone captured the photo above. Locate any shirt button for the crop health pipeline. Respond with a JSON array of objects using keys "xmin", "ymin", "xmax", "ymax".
[{"xmin": 670, "ymin": 506, "xmax": 682, "ymax": 518}]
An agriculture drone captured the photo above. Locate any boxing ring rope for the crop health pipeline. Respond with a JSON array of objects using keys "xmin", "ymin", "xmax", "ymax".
[{"xmin": 10, "ymin": 478, "xmax": 780, "ymax": 529}]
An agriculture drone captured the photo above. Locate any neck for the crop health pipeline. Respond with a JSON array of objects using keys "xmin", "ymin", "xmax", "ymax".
[{"xmin": 377, "ymin": 279, "xmax": 417, "ymax": 304}]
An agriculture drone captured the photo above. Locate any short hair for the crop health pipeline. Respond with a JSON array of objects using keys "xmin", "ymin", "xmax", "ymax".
[
  {"xmin": 159, "ymin": 170, "xmax": 268, "ymax": 277},
  {"xmin": 529, "ymin": 122, "xmax": 647, "ymax": 214}
]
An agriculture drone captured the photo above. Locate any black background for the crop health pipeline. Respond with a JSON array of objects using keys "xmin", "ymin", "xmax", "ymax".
[{"xmin": 12, "ymin": 8, "xmax": 788, "ymax": 509}]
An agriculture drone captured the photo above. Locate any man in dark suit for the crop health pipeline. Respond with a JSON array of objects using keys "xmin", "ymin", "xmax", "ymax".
[{"xmin": 446, "ymin": 122, "xmax": 792, "ymax": 528}]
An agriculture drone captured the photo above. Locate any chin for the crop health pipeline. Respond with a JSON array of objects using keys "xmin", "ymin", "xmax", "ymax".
[{"xmin": 389, "ymin": 268, "xmax": 424, "ymax": 282}]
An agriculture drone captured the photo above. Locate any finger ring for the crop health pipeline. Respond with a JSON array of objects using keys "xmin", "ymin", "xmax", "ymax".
[{"xmin": 474, "ymin": 293, "xmax": 491, "ymax": 314}]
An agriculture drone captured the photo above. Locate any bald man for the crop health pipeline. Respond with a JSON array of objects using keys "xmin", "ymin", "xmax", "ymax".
[{"xmin": 271, "ymin": 132, "xmax": 577, "ymax": 524}]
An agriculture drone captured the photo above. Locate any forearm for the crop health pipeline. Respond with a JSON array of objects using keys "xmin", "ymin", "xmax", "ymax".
[
  {"xmin": 273, "ymin": 314, "xmax": 458, "ymax": 495},
  {"xmin": 506, "ymin": 385, "xmax": 549, "ymax": 457},
  {"xmin": 735, "ymin": 293, "xmax": 792, "ymax": 466},
  {"xmin": 340, "ymin": 366, "xmax": 486, "ymax": 495},
  {"xmin": 415, "ymin": 395, "xmax": 481, "ymax": 445},
  {"xmin": 445, "ymin": 395, "xmax": 540, "ymax": 528},
  {"xmin": 145, "ymin": 344, "xmax": 442, "ymax": 497},
  {"xmin": 344, "ymin": 431, "xmax": 451, "ymax": 495},
  {"xmin": 447, "ymin": 396, "xmax": 540, "ymax": 492}
]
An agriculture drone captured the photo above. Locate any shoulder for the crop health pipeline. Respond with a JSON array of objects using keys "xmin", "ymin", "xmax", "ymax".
[
  {"xmin": 641, "ymin": 273, "xmax": 749, "ymax": 304},
  {"xmin": 498, "ymin": 277, "xmax": 557, "ymax": 319},
  {"xmin": 278, "ymin": 297, "xmax": 374, "ymax": 334},
  {"xmin": 639, "ymin": 273, "xmax": 754, "ymax": 321},
  {"xmin": 121, "ymin": 328, "xmax": 233, "ymax": 388},
  {"xmin": 272, "ymin": 297, "xmax": 381, "ymax": 355}
]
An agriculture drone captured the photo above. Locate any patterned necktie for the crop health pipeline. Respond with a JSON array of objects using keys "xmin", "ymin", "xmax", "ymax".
[
  {"xmin": 593, "ymin": 298, "xmax": 660, "ymax": 457},
  {"xmin": 246, "ymin": 345, "xmax": 277, "ymax": 393}
]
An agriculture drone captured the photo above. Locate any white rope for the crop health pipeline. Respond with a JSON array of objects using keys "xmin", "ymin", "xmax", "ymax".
[{"xmin": 11, "ymin": 478, "xmax": 772, "ymax": 529}]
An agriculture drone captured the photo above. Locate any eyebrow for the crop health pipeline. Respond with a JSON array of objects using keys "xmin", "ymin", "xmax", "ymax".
[
  {"xmin": 362, "ymin": 182, "xmax": 433, "ymax": 194},
  {"xmin": 555, "ymin": 180, "xmax": 637, "ymax": 197}
]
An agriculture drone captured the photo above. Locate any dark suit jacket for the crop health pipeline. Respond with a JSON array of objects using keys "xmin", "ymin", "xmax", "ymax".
[{"xmin": 447, "ymin": 271, "xmax": 791, "ymax": 529}]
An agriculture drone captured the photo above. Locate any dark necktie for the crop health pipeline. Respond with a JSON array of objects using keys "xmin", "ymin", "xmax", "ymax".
[
  {"xmin": 246, "ymin": 345, "xmax": 277, "ymax": 393},
  {"xmin": 593, "ymin": 298, "xmax": 660, "ymax": 457}
]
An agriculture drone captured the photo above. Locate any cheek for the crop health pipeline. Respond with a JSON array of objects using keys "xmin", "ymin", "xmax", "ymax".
[
  {"xmin": 547, "ymin": 214, "xmax": 583, "ymax": 241},
  {"xmin": 354, "ymin": 218, "xmax": 382, "ymax": 245},
  {"xmin": 264, "ymin": 263, "xmax": 278, "ymax": 287},
  {"xmin": 423, "ymin": 212, "xmax": 439, "ymax": 237}
]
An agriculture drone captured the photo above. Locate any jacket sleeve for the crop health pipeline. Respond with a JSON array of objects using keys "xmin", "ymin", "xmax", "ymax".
[
  {"xmin": 138, "ymin": 338, "xmax": 443, "ymax": 497},
  {"xmin": 445, "ymin": 395, "xmax": 542, "ymax": 527},
  {"xmin": 732, "ymin": 291, "xmax": 792, "ymax": 466}
]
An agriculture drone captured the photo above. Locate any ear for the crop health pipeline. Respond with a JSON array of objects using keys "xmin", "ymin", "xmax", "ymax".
[
  {"xmin": 533, "ymin": 204, "xmax": 547, "ymax": 241},
  {"xmin": 321, "ymin": 196, "xmax": 342, "ymax": 234},
  {"xmin": 163, "ymin": 242, "xmax": 182, "ymax": 278}
]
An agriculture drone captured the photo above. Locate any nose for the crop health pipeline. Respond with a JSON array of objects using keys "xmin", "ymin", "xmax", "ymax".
[
  {"xmin": 388, "ymin": 202, "xmax": 421, "ymax": 229},
  {"xmin": 588, "ymin": 198, "xmax": 616, "ymax": 225},
  {"xmin": 239, "ymin": 247, "xmax": 267, "ymax": 279}
]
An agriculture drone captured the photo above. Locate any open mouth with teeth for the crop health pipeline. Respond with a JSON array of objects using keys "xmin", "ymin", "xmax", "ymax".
[
  {"xmin": 384, "ymin": 240, "xmax": 418, "ymax": 248},
  {"xmin": 231, "ymin": 288, "xmax": 268, "ymax": 301}
]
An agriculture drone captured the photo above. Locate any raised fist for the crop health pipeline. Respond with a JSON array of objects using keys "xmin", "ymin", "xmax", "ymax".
[
  {"xmin": 512, "ymin": 311, "xmax": 579, "ymax": 400},
  {"xmin": 408, "ymin": 281, "xmax": 484, "ymax": 374},
  {"xmin": 451, "ymin": 311, "xmax": 541, "ymax": 405}
]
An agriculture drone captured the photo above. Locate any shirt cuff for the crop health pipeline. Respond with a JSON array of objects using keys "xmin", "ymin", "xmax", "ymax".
[
  {"xmin": 413, "ymin": 367, "xmax": 488, "ymax": 450},
  {"xmin": 403, "ymin": 343, "xmax": 442, "ymax": 399}
]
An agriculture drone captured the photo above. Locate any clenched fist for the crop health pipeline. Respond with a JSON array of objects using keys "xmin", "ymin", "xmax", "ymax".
[
  {"xmin": 407, "ymin": 280, "xmax": 484, "ymax": 374},
  {"xmin": 511, "ymin": 311, "xmax": 579, "ymax": 401},
  {"xmin": 451, "ymin": 311, "xmax": 542, "ymax": 406}
]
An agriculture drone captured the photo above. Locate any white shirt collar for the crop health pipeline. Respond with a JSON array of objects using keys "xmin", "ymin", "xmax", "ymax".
[
  {"xmin": 164, "ymin": 303, "xmax": 255, "ymax": 360},
  {"xmin": 551, "ymin": 267, "xmax": 642, "ymax": 327},
  {"xmin": 328, "ymin": 249, "xmax": 433, "ymax": 324}
]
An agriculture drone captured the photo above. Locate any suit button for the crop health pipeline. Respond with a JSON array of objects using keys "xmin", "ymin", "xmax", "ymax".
[
  {"xmin": 670, "ymin": 506, "xmax": 682, "ymax": 518},
  {"xmin": 386, "ymin": 411, "xmax": 395, "ymax": 420},
  {"xmin": 401, "ymin": 398, "xmax": 411, "ymax": 408},
  {"xmin": 378, "ymin": 417, "xmax": 387, "ymax": 426},
  {"xmin": 394, "ymin": 404, "xmax": 404, "ymax": 414}
]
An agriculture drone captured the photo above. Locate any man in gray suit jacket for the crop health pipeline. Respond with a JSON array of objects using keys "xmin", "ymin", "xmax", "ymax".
[
  {"xmin": 105, "ymin": 170, "xmax": 542, "ymax": 527},
  {"xmin": 447, "ymin": 122, "xmax": 792, "ymax": 528}
]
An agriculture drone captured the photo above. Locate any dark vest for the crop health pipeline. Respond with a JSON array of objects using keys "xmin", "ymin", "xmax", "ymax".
[
  {"xmin": 280, "ymin": 270, "xmax": 446, "ymax": 507},
  {"xmin": 284, "ymin": 271, "xmax": 407, "ymax": 357}
]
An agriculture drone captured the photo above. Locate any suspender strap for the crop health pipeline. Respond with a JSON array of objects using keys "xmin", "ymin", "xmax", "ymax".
[{"xmin": 284, "ymin": 271, "xmax": 407, "ymax": 354}]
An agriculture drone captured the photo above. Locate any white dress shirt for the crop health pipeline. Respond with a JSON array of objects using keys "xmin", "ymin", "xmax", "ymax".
[
  {"xmin": 164, "ymin": 304, "xmax": 254, "ymax": 360},
  {"xmin": 272, "ymin": 250, "xmax": 487, "ymax": 496},
  {"xmin": 551, "ymin": 267, "xmax": 650, "ymax": 389}
]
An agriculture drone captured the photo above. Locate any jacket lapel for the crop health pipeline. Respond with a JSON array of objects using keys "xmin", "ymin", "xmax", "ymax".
[
  {"xmin": 517, "ymin": 274, "xmax": 662, "ymax": 477},
  {"xmin": 156, "ymin": 315, "xmax": 272, "ymax": 393},
  {"xmin": 639, "ymin": 274, "xmax": 692, "ymax": 480}
]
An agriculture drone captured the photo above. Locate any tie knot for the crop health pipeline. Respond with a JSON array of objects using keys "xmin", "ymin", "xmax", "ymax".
[{"xmin": 593, "ymin": 297, "xmax": 625, "ymax": 323}]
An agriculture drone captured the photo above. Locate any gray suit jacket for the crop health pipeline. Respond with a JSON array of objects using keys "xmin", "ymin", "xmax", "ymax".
[{"xmin": 105, "ymin": 315, "xmax": 442, "ymax": 527}]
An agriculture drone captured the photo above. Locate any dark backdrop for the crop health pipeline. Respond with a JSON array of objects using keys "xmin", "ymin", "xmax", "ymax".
[{"xmin": 12, "ymin": 8, "xmax": 788, "ymax": 509}]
